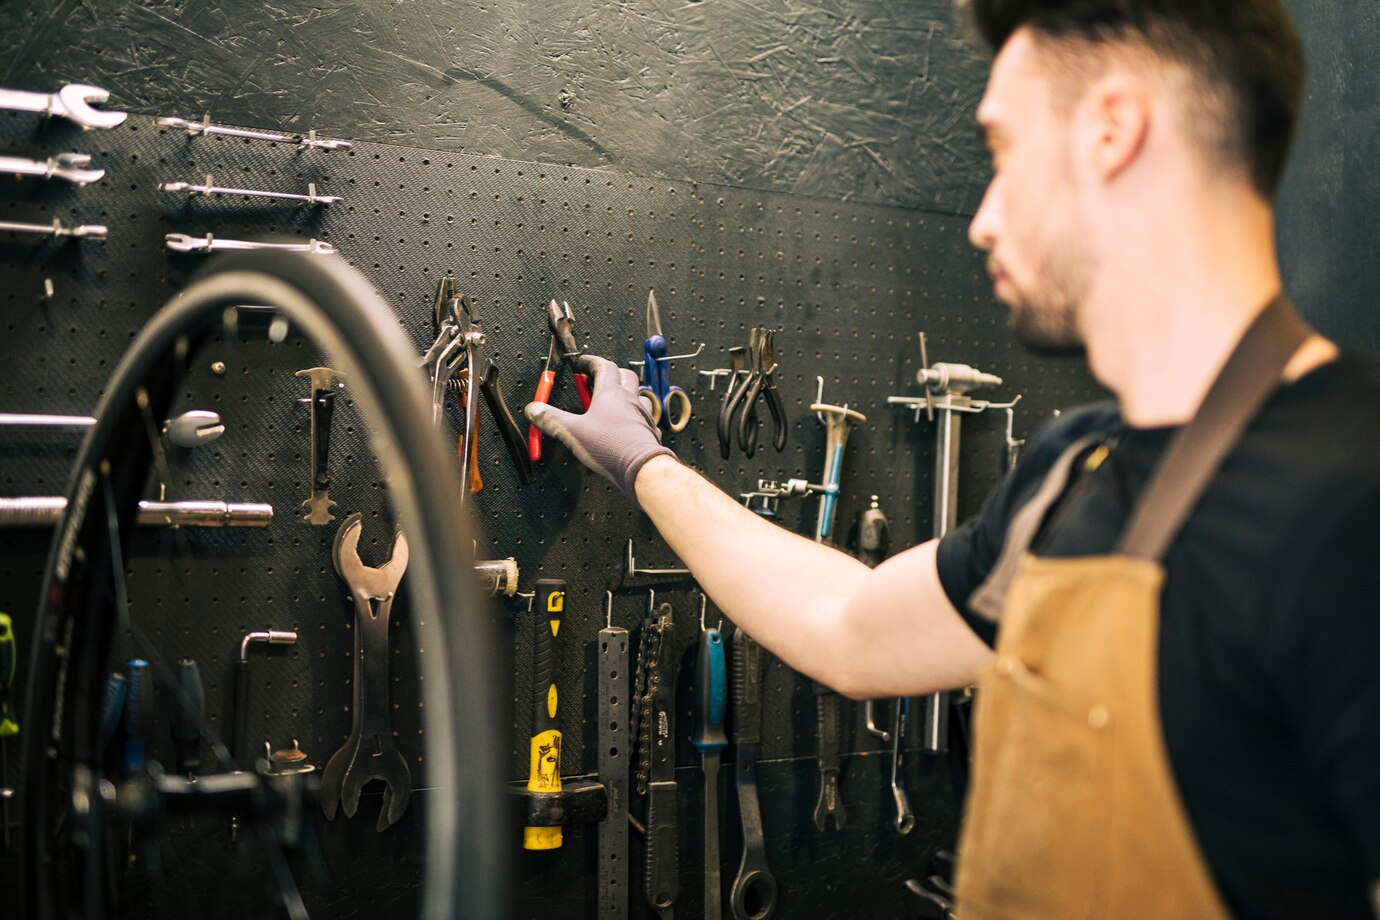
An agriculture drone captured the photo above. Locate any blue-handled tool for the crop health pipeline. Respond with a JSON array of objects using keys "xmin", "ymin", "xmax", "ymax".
[
  {"xmin": 638, "ymin": 289, "xmax": 692, "ymax": 433},
  {"xmin": 122, "ymin": 659, "xmax": 150, "ymax": 776},
  {"xmin": 692, "ymin": 598, "xmax": 729, "ymax": 920},
  {"xmin": 809, "ymin": 395, "xmax": 866, "ymax": 543}
]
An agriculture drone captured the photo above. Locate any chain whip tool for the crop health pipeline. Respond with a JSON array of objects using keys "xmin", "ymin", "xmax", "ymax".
[
  {"xmin": 639, "ymin": 601, "xmax": 678, "ymax": 918},
  {"xmin": 599, "ymin": 594, "xmax": 630, "ymax": 919}
]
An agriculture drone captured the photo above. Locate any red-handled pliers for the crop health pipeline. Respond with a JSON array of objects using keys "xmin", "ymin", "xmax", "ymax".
[{"xmin": 528, "ymin": 300, "xmax": 593, "ymax": 461}]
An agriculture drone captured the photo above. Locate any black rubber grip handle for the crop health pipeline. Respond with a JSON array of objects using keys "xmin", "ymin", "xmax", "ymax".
[
  {"xmin": 645, "ymin": 780, "xmax": 679, "ymax": 910},
  {"xmin": 171, "ymin": 657, "xmax": 205, "ymax": 774}
]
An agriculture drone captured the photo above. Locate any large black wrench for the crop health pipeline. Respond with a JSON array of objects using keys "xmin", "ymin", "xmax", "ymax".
[{"xmin": 321, "ymin": 513, "xmax": 412, "ymax": 831}]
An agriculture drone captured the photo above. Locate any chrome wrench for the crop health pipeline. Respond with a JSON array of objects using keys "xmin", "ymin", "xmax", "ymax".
[
  {"xmin": 0, "ymin": 152, "xmax": 104, "ymax": 186},
  {"xmin": 0, "ymin": 83, "xmax": 127, "ymax": 130},
  {"xmin": 321, "ymin": 514, "xmax": 412, "ymax": 831}
]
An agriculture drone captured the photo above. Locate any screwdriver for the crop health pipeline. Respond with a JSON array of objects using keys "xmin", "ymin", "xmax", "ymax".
[
  {"xmin": 692, "ymin": 600, "xmax": 729, "ymax": 920},
  {"xmin": 524, "ymin": 578, "xmax": 565, "ymax": 850},
  {"xmin": 0, "ymin": 612, "xmax": 16, "ymax": 851}
]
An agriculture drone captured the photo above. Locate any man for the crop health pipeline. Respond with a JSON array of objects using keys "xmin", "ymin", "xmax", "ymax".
[{"xmin": 527, "ymin": 1, "xmax": 1380, "ymax": 917}]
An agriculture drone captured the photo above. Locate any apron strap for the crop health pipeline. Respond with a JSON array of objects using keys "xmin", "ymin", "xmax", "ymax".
[
  {"xmin": 1118, "ymin": 295, "xmax": 1312, "ymax": 560},
  {"xmin": 969, "ymin": 433, "xmax": 1106, "ymax": 621}
]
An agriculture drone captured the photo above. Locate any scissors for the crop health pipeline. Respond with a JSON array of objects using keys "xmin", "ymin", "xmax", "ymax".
[{"xmin": 638, "ymin": 289, "xmax": 692, "ymax": 433}]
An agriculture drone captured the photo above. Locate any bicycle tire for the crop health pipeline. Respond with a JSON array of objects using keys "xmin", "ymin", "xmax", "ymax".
[{"xmin": 21, "ymin": 251, "xmax": 509, "ymax": 920}]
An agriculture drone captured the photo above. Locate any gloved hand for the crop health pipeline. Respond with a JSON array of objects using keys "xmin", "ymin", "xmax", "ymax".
[{"xmin": 524, "ymin": 354, "xmax": 675, "ymax": 501}]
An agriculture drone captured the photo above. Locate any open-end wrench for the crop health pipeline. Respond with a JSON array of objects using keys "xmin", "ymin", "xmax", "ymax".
[
  {"xmin": 0, "ymin": 83, "xmax": 127, "ymax": 130},
  {"xmin": 729, "ymin": 628, "xmax": 777, "ymax": 920},
  {"xmin": 811, "ymin": 681, "xmax": 845, "ymax": 831},
  {"xmin": 321, "ymin": 513, "xmax": 412, "ymax": 831},
  {"xmin": 296, "ymin": 367, "xmax": 346, "ymax": 525},
  {"xmin": 0, "ymin": 152, "xmax": 105, "ymax": 186}
]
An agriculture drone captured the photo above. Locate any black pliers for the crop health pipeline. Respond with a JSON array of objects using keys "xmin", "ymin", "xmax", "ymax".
[{"xmin": 718, "ymin": 327, "xmax": 787, "ymax": 459}]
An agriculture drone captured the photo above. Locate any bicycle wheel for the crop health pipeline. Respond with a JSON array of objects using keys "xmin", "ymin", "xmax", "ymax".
[{"xmin": 21, "ymin": 251, "xmax": 509, "ymax": 919}]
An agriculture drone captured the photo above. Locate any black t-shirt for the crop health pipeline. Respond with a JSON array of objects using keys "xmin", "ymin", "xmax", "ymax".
[{"xmin": 937, "ymin": 350, "xmax": 1380, "ymax": 920}]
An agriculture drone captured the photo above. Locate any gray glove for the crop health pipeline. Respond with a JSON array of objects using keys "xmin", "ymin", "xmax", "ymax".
[{"xmin": 524, "ymin": 353, "xmax": 675, "ymax": 500}]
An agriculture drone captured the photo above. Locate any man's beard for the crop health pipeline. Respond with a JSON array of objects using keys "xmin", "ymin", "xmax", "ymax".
[{"xmin": 994, "ymin": 240, "xmax": 1091, "ymax": 358}]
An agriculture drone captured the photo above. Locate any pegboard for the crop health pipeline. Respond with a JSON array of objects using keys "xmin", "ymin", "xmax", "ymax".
[{"xmin": 0, "ymin": 110, "xmax": 1104, "ymax": 919}]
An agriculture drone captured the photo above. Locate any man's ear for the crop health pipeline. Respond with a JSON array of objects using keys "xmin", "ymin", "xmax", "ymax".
[{"xmin": 1084, "ymin": 76, "xmax": 1152, "ymax": 182}]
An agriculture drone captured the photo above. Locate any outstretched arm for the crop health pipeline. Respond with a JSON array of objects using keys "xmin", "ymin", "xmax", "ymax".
[{"xmin": 526, "ymin": 355, "xmax": 992, "ymax": 697}]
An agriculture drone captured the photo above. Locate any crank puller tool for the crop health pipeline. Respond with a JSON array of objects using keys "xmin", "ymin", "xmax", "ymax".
[
  {"xmin": 524, "ymin": 578, "xmax": 565, "ymax": 850},
  {"xmin": 692, "ymin": 602, "xmax": 728, "ymax": 920},
  {"xmin": 729, "ymin": 627, "xmax": 777, "ymax": 920},
  {"xmin": 644, "ymin": 601, "xmax": 679, "ymax": 918},
  {"xmin": 599, "ymin": 593, "xmax": 630, "ymax": 919},
  {"xmin": 171, "ymin": 657, "xmax": 206, "ymax": 776},
  {"xmin": 0, "ymin": 613, "xmax": 15, "ymax": 851}
]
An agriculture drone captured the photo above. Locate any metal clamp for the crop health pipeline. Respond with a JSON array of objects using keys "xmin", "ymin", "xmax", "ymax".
[
  {"xmin": 165, "ymin": 233, "xmax": 335, "ymax": 255},
  {"xmin": 628, "ymin": 342, "xmax": 705, "ymax": 369},
  {"xmin": 157, "ymin": 115, "xmax": 351, "ymax": 150},
  {"xmin": 0, "ymin": 218, "xmax": 107, "ymax": 241},
  {"xmin": 625, "ymin": 538, "xmax": 690, "ymax": 578},
  {"xmin": 161, "ymin": 175, "xmax": 342, "ymax": 205}
]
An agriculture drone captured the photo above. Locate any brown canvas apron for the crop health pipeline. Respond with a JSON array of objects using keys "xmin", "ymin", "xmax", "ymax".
[{"xmin": 953, "ymin": 297, "xmax": 1311, "ymax": 919}]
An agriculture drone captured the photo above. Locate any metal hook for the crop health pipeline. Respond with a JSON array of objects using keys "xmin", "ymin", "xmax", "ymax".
[
  {"xmin": 647, "ymin": 589, "xmax": 656, "ymax": 615},
  {"xmin": 605, "ymin": 590, "xmax": 614, "ymax": 629},
  {"xmin": 699, "ymin": 593, "xmax": 707, "ymax": 631}
]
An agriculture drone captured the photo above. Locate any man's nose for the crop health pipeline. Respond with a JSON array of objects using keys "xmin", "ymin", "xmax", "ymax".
[{"xmin": 968, "ymin": 183, "xmax": 998, "ymax": 251}]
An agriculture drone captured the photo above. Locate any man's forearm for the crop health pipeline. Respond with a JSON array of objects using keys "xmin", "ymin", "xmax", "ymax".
[{"xmin": 633, "ymin": 455, "xmax": 991, "ymax": 696}]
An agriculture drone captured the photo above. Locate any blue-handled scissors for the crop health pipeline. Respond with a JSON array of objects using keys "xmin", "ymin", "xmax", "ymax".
[{"xmin": 638, "ymin": 289, "xmax": 692, "ymax": 433}]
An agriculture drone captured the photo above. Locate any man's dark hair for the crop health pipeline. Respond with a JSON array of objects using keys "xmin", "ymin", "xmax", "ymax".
[{"xmin": 967, "ymin": 0, "xmax": 1304, "ymax": 197}]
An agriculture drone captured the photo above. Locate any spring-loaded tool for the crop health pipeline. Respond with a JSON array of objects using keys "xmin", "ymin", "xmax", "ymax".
[
  {"xmin": 423, "ymin": 278, "xmax": 532, "ymax": 488},
  {"xmin": 296, "ymin": 367, "xmax": 346, "ymax": 525},
  {"xmin": 599, "ymin": 592, "xmax": 630, "ymax": 920},
  {"xmin": 0, "ymin": 218, "xmax": 107, "ymax": 241},
  {"xmin": 692, "ymin": 600, "xmax": 729, "ymax": 920},
  {"xmin": 0, "ymin": 152, "xmax": 105, "ymax": 186},
  {"xmin": 157, "ymin": 114, "xmax": 351, "ymax": 149},
  {"xmin": 160, "ymin": 175, "xmax": 342, "ymax": 205},
  {"xmin": 321, "ymin": 514, "xmax": 412, "ymax": 831},
  {"xmin": 164, "ymin": 233, "xmax": 335, "ymax": 254},
  {"xmin": 638, "ymin": 600, "xmax": 679, "ymax": 919},
  {"xmin": 0, "ymin": 83, "xmax": 127, "ymax": 129},
  {"xmin": 729, "ymin": 627, "xmax": 777, "ymax": 920},
  {"xmin": 524, "ymin": 579, "xmax": 566, "ymax": 850}
]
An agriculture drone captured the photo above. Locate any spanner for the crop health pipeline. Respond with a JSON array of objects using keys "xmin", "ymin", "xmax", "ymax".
[
  {"xmin": 321, "ymin": 513, "xmax": 412, "ymax": 831},
  {"xmin": 0, "ymin": 83, "xmax": 127, "ymax": 130},
  {"xmin": 0, "ymin": 153, "xmax": 104, "ymax": 186}
]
